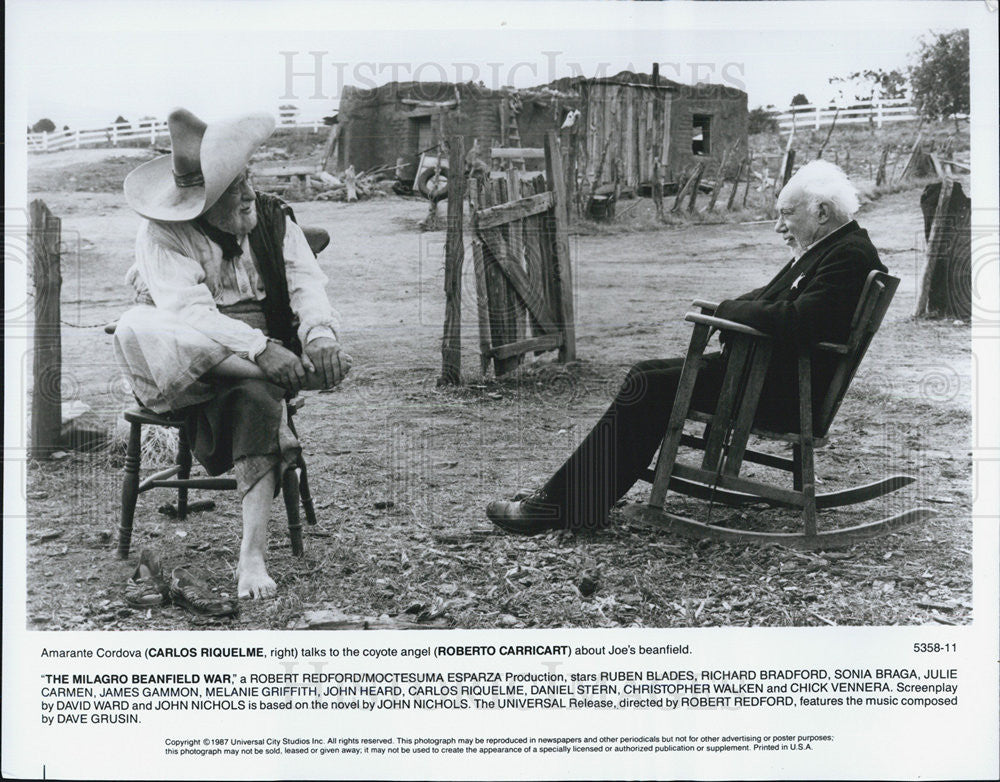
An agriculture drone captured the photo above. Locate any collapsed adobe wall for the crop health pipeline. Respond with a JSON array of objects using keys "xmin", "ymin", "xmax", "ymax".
[{"xmin": 667, "ymin": 82, "xmax": 748, "ymax": 180}]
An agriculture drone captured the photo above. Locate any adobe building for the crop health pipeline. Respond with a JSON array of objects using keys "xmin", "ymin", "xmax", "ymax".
[
  {"xmin": 551, "ymin": 70, "xmax": 749, "ymax": 188},
  {"xmin": 336, "ymin": 70, "xmax": 747, "ymax": 189},
  {"xmin": 335, "ymin": 81, "xmax": 578, "ymax": 175}
]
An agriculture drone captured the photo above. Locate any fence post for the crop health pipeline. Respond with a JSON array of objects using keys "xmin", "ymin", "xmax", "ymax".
[
  {"xmin": 916, "ymin": 180, "xmax": 956, "ymax": 317},
  {"xmin": 876, "ymin": 99, "xmax": 884, "ymax": 129},
  {"xmin": 814, "ymin": 106, "xmax": 820, "ymax": 130},
  {"xmin": 74, "ymin": 130, "xmax": 81, "ymax": 149},
  {"xmin": 438, "ymin": 135, "xmax": 466, "ymax": 385},
  {"xmin": 29, "ymin": 200, "xmax": 64, "ymax": 458},
  {"xmin": 112, "ymin": 124, "xmax": 119, "ymax": 147},
  {"xmin": 42, "ymin": 132, "xmax": 49, "ymax": 152},
  {"xmin": 544, "ymin": 131, "xmax": 576, "ymax": 362}
]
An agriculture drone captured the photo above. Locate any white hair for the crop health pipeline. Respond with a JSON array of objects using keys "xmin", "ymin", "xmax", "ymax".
[{"xmin": 781, "ymin": 160, "xmax": 860, "ymax": 220}]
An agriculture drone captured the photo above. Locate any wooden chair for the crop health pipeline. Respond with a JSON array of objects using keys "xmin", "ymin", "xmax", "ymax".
[
  {"xmin": 621, "ymin": 270, "xmax": 935, "ymax": 549},
  {"xmin": 111, "ymin": 224, "xmax": 330, "ymax": 560},
  {"xmin": 115, "ymin": 397, "xmax": 316, "ymax": 559}
]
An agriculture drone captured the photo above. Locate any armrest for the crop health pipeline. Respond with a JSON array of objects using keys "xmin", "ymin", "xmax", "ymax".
[
  {"xmin": 692, "ymin": 299, "xmax": 719, "ymax": 313},
  {"xmin": 815, "ymin": 341, "xmax": 849, "ymax": 354},
  {"xmin": 684, "ymin": 312, "xmax": 771, "ymax": 339}
]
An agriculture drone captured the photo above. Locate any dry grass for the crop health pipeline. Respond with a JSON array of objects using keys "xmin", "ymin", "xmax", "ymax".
[
  {"xmin": 750, "ymin": 119, "xmax": 970, "ymax": 183},
  {"xmin": 22, "ymin": 172, "xmax": 971, "ymax": 631},
  {"xmin": 105, "ymin": 414, "xmax": 180, "ymax": 468}
]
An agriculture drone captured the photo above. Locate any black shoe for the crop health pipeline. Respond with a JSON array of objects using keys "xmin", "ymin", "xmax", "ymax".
[{"xmin": 486, "ymin": 490, "xmax": 564, "ymax": 535}]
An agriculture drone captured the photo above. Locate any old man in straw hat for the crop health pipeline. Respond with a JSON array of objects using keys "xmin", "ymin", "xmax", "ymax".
[{"xmin": 114, "ymin": 108, "xmax": 351, "ymax": 599}]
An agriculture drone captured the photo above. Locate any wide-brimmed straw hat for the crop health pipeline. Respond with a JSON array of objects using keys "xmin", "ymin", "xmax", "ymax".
[{"xmin": 124, "ymin": 108, "xmax": 275, "ymax": 222}]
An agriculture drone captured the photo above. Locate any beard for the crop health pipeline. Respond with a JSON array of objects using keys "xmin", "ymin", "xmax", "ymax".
[{"xmin": 203, "ymin": 200, "xmax": 258, "ymax": 236}]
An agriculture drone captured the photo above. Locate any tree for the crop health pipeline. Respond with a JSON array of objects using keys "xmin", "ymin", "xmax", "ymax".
[
  {"xmin": 829, "ymin": 68, "xmax": 908, "ymax": 103},
  {"xmin": 909, "ymin": 29, "xmax": 969, "ymax": 129},
  {"xmin": 748, "ymin": 106, "xmax": 778, "ymax": 134},
  {"xmin": 789, "ymin": 93, "xmax": 810, "ymax": 115},
  {"xmin": 113, "ymin": 115, "xmax": 129, "ymax": 125},
  {"xmin": 31, "ymin": 118, "xmax": 56, "ymax": 133}
]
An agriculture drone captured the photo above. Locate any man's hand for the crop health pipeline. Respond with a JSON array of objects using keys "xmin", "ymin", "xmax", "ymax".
[
  {"xmin": 301, "ymin": 337, "xmax": 352, "ymax": 390},
  {"xmin": 256, "ymin": 340, "xmax": 307, "ymax": 393}
]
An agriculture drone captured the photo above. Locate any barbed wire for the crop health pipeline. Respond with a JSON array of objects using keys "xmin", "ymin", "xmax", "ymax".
[{"xmin": 20, "ymin": 288, "xmax": 120, "ymax": 329}]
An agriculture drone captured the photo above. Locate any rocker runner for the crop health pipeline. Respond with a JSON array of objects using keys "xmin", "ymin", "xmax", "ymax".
[{"xmin": 486, "ymin": 160, "xmax": 886, "ymax": 534}]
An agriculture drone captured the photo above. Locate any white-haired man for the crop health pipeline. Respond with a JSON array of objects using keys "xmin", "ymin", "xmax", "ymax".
[
  {"xmin": 487, "ymin": 160, "xmax": 886, "ymax": 534},
  {"xmin": 114, "ymin": 109, "xmax": 351, "ymax": 599}
]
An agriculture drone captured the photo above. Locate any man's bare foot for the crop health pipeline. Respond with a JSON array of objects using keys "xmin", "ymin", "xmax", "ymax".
[{"xmin": 237, "ymin": 558, "xmax": 277, "ymax": 599}]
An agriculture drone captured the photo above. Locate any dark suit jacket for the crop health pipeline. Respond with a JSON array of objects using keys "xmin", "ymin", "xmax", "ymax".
[{"xmin": 712, "ymin": 220, "xmax": 887, "ymax": 432}]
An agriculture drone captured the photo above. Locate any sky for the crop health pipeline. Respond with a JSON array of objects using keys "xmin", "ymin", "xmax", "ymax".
[{"xmin": 9, "ymin": 0, "xmax": 949, "ymax": 131}]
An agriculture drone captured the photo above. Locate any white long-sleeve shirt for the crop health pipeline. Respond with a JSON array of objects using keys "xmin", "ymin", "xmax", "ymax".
[{"xmin": 126, "ymin": 216, "xmax": 341, "ymax": 359}]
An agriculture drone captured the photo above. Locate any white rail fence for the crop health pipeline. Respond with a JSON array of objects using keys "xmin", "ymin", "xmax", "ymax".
[
  {"xmin": 27, "ymin": 114, "xmax": 328, "ymax": 153},
  {"xmin": 772, "ymin": 98, "xmax": 919, "ymax": 132}
]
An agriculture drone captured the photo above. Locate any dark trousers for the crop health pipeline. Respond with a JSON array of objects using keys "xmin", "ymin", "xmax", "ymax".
[
  {"xmin": 540, "ymin": 354, "xmax": 727, "ymax": 529},
  {"xmin": 183, "ymin": 378, "xmax": 287, "ymax": 476}
]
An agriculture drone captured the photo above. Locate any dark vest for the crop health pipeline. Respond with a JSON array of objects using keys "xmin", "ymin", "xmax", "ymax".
[{"xmin": 246, "ymin": 192, "xmax": 302, "ymax": 356}]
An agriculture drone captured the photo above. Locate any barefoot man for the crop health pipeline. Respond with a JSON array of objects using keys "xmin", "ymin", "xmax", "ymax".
[{"xmin": 114, "ymin": 108, "xmax": 351, "ymax": 598}]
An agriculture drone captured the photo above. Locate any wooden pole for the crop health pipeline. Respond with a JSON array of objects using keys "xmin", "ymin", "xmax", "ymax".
[
  {"xmin": 815, "ymin": 108, "xmax": 840, "ymax": 159},
  {"xmin": 544, "ymin": 131, "xmax": 576, "ymax": 362},
  {"xmin": 672, "ymin": 164, "xmax": 692, "ymax": 212},
  {"xmin": 506, "ymin": 167, "xmax": 528, "ymax": 349},
  {"xmin": 742, "ymin": 154, "xmax": 753, "ymax": 208},
  {"xmin": 565, "ymin": 126, "xmax": 577, "ymax": 224},
  {"xmin": 652, "ymin": 157, "xmax": 665, "ymax": 219},
  {"xmin": 896, "ymin": 129, "xmax": 924, "ymax": 184},
  {"xmin": 30, "ymin": 199, "xmax": 63, "ymax": 457},
  {"xmin": 875, "ymin": 146, "xmax": 890, "ymax": 186},
  {"xmin": 707, "ymin": 144, "xmax": 734, "ymax": 211},
  {"xmin": 673, "ymin": 162, "xmax": 706, "ymax": 214},
  {"xmin": 726, "ymin": 159, "xmax": 745, "ymax": 211},
  {"xmin": 438, "ymin": 136, "xmax": 465, "ymax": 385},
  {"xmin": 651, "ymin": 63, "xmax": 665, "ymax": 220},
  {"xmin": 780, "ymin": 148, "xmax": 796, "ymax": 188},
  {"xmin": 916, "ymin": 179, "xmax": 954, "ymax": 317},
  {"xmin": 468, "ymin": 179, "xmax": 494, "ymax": 374},
  {"xmin": 686, "ymin": 161, "xmax": 705, "ymax": 213},
  {"xmin": 928, "ymin": 152, "xmax": 947, "ymax": 181}
]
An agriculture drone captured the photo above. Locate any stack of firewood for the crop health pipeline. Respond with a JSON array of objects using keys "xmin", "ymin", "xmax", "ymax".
[{"xmin": 312, "ymin": 167, "xmax": 391, "ymax": 201}]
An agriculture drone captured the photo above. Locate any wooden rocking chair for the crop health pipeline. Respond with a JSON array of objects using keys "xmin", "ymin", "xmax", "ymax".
[{"xmin": 621, "ymin": 270, "xmax": 936, "ymax": 550}]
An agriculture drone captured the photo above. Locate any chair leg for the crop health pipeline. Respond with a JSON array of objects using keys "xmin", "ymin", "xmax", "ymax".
[
  {"xmin": 800, "ymin": 440, "xmax": 818, "ymax": 537},
  {"xmin": 649, "ymin": 322, "xmax": 713, "ymax": 507},
  {"xmin": 176, "ymin": 426, "xmax": 192, "ymax": 519},
  {"xmin": 792, "ymin": 444, "xmax": 803, "ymax": 491},
  {"xmin": 797, "ymin": 352, "xmax": 818, "ymax": 537},
  {"xmin": 118, "ymin": 421, "xmax": 142, "ymax": 559},
  {"xmin": 285, "ymin": 403, "xmax": 317, "ymax": 526},
  {"xmin": 296, "ymin": 453, "xmax": 318, "ymax": 526},
  {"xmin": 282, "ymin": 468, "xmax": 304, "ymax": 557}
]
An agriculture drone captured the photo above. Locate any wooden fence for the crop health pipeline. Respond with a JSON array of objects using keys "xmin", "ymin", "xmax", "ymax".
[
  {"xmin": 772, "ymin": 98, "xmax": 919, "ymax": 131},
  {"xmin": 27, "ymin": 114, "xmax": 328, "ymax": 153},
  {"xmin": 439, "ymin": 131, "xmax": 575, "ymax": 382}
]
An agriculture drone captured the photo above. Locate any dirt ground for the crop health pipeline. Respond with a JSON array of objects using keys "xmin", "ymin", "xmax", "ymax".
[{"xmin": 23, "ymin": 150, "xmax": 972, "ymax": 630}]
